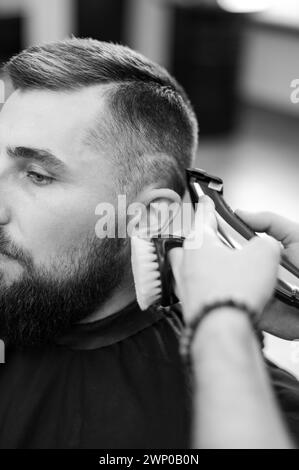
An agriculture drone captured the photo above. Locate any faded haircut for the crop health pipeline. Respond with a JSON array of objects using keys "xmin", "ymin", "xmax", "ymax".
[{"xmin": 3, "ymin": 37, "xmax": 198, "ymax": 198}]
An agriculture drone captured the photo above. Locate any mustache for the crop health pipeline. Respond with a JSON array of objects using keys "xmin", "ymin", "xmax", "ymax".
[{"xmin": 0, "ymin": 230, "xmax": 33, "ymax": 268}]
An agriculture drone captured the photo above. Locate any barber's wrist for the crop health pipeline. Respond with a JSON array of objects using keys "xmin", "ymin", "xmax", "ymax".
[{"xmin": 191, "ymin": 307, "xmax": 254, "ymax": 356}]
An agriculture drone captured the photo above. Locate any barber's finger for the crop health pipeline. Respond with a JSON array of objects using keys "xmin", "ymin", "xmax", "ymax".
[
  {"xmin": 236, "ymin": 210, "xmax": 299, "ymax": 246},
  {"xmin": 244, "ymin": 235, "xmax": 281, "ymax": 269},
  {"xmin": 193, "ymin": 196, "xmax": 218, "ymax": 238},
  {"xmin": 168, "ymin": 247, "xmax": 184, "ymax": 295},
  {"xmin": 184, "ymin": 200, "xmax": 205, "ymax": 249},
  {"xmin": 199, "ymin": 195, "xmax": 217, "ymax": 232},
  {"xmin": 184, "ymin": 196, "xmax": 220, "ymax": 249}
]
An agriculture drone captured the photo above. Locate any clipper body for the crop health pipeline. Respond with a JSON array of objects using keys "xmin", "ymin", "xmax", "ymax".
[{"xmin": 186, "ymin": 168, "xmax": 299, "ymax": 308}]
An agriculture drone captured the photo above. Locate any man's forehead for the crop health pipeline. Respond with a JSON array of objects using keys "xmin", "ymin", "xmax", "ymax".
[{"xmin": 0, "ymin": 86, "xmax": 108, "ymax": 151}]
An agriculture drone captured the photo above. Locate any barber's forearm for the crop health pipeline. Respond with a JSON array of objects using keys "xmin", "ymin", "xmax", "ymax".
[{"xmin": 191, "ymin": 308, "xmax": 293, "ymax": 449}]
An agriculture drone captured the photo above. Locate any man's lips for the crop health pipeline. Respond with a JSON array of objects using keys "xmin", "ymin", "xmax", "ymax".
[{"xmin": 0, "ymin": 251, "xmax": 18, "ymax": 262}]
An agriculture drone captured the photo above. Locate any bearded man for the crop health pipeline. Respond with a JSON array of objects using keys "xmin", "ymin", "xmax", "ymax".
[{"xmin": 0, "ymin": 38, "xmax": 298, "ymax": 449}]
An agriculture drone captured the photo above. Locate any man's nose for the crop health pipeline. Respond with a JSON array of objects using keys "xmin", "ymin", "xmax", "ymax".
[
  {"xmin": 0, "ymin": 158, "xmax": 13, "ymax": 225},
  {"xmin": 0, "ymin": 203, "xmax": 10, "ymax": 225},
  {"xmin": 0, "ymin": 184, "xmax": 11, "ymax": 225},
  {"xmin": 0, "ymin": 207, "xmax": 9, "ymax": 225}
]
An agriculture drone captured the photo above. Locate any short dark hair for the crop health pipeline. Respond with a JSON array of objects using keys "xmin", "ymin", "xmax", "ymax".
[{"xmin": 4, "ymin": 38, "xmax": 198, "ymax": 198}]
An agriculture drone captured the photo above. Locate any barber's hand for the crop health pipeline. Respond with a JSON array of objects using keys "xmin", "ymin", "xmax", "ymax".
[
  {"xmin": 236, "ymin": 210, "xmax": 299, "ymax": 339},
  {"xmin": 236, "ymin": 210, "xmax": 299, "ymax": 270},
  {"xmin": 170, "ymin": 197, "xmax": 281, "ymax": 326}
]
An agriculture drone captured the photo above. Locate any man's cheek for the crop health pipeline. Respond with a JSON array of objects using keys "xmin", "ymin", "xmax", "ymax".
[
  {"xmin": 26, "ymin": 218, "xmax": 93, "ymax": 263},
  {"xmin": 0, "ymin": 257, "xmax": 25, "ymax": 285},
  {"xmin": 14, "ymin": 197, "xmax": 96, "ymax": 261}
]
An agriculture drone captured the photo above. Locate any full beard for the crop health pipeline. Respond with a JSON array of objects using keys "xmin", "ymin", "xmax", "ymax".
[{"xmin": 0, "ymin": 236, "xmax": 129, "ymax": 349}]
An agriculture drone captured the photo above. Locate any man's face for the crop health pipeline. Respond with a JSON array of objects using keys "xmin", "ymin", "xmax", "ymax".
[{"xmin": 0, "ymin": 86, "xmax": 128, "ymax": 347}]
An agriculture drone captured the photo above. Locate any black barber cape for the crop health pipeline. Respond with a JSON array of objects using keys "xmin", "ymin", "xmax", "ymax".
[
  {"xmin": 0, "ymin": 300, "xmax": 298, "ymax": 449},
  {"xmin": 0, "ymin": 302, "xmax": 191, "ymax": 449}
]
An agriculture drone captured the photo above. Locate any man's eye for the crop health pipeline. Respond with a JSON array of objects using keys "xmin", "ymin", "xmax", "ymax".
[{"xmin": 27, "ymin": 171, "xmax": 54, "ymax": 186}]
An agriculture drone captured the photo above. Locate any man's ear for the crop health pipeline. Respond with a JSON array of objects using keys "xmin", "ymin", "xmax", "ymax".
[{"xmin": 131, "ymin": 187, "xmax": 182, "ymax": 238}]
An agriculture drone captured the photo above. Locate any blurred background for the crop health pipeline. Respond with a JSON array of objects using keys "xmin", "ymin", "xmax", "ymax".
[{"xmin": 0, "ymin": 0, "xmax": 299, "ymax": 376}]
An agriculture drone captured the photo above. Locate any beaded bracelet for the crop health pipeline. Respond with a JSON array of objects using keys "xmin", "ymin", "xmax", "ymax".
[{"xmin": 180, "ymin": 299, "xmax": 264, "ymax": 365}]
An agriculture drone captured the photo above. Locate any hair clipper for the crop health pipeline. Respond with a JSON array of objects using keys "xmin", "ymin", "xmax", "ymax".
[{"xmin": 152, "ymin": 168, "xmax": 299, "ymax": 309}]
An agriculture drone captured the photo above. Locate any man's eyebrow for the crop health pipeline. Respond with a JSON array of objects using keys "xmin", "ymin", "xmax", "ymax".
[{"xmin": 7, "ymin": 146, "xmax": 67, "ymax": 172}]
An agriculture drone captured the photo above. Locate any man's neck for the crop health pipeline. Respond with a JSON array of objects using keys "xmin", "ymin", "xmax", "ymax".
[{"xmin": 79, "ymin": 283, "xmax": 137, "ymax": 324}]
